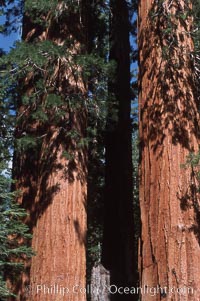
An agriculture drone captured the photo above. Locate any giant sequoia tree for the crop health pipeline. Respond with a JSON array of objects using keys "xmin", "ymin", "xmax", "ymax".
[
  {"xmin": 138, "ymin": 1, "xmax": 200, "ymax": 300},
  {"xmin": 102, "ymin": 1, "xmax": 137, "ymax": 300},
  {"xmin": 9, "ymin": 1, "xmax": 88, "ymax": 300}
]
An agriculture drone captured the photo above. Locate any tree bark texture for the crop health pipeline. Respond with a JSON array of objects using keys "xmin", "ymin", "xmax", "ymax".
[
  {"xmin": 91, "ymin": 263, "xmax": 110, "ymax": 301},
  {"xmin": 102, "ymin": 1, "xmax": 137, "ymax": 300},
  {"xmin": 139, "ymin": 1, "xmax": 200, "ymax": 300},
  {"xmin": 10, "ymin": 1, "xmax": 88, "ymax": 301}
]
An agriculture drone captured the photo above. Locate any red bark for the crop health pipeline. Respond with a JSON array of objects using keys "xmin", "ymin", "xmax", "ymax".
[
  {"xmin": 139, "ymin": 1, "xmax": 200, "ymax": 300},
  {"xmin": 10, "ymin": 2, "xmax": 88, "ymax": 300}
]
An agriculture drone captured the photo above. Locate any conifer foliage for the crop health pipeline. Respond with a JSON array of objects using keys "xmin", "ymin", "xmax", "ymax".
[
  {"xmin": 0, "ymin": 47, "xmax": 33, "ymax": 299},
  {"xmin": 0, "ymin": 174, "xmax": 33, "ymax": 300}
]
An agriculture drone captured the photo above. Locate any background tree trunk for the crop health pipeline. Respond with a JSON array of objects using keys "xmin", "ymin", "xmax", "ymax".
[
  {"xmin": 91, "ymin": 263, "xmax": 110, "ymax": 301},
  {"xmin": 10, "ymin": 2, "xmax": 88, "ymax": 300},
  {"xmin": 102, "ymin": 1, "xmax": 137, "ymax": 300},
  {"xmin": 138, "ymin": 1, "xmax": 200, "ymax": 300}
]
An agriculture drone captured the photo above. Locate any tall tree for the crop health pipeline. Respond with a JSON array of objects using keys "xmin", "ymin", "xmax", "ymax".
[
  {"xmin": 102, "ymin": 1, "xmax": 137, "ymax": 300},
  {"xmin": 9, "ymin": 1, "xmax": 89, "ymax": 300},
  {"xmin": 138, "ymin": 1, "xmax": 200, "ymax": 300}
]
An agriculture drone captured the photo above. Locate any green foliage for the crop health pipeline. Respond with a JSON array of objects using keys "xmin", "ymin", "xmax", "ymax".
[
  {"xmin": 0, "ymin": 0, "xmax": 114, "ymax": 151},
  {"xmin": 192, "ymin": 0, "xmax": 200, "ymax": 107},
  {"xmin": 0, "ymin": 9, "xmax": 34, "ymax": 297},
  {"xmin": 186, "ymin": 151, "xmax": 200, "ymax": 168},
  {"xmin": 0, "ymin": 275, "xmax": 11, "ymax": 299},
  {"xmin": 182, "ymin": 150, "xmax": 200, "ymax": 183},
  {"xmin": 24, "ymin": 0, "xmax": 82, "ymax": 25},
  {"xmin": 16, "ymin": 135, "xmax": 38, "ymax": 151},
  {"xmin": 0, "ymin": 162, "xmax": 34, "ymax": 300},
  {"xmin": 24, "ymin": 0, "xmax": 57, "ymax": 23}
]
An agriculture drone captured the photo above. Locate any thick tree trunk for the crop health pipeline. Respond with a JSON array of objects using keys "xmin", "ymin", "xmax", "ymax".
[
  {"xmin": 10, "ymin": 2, "xmax": 88, "ymax": 301},
  {"xmin": 102, "ymin": 1, "xmax": 137, "ymax": 300},
  {"xmin": 138, "ymin": 1, "xmax": 200, "ymax": 300}
]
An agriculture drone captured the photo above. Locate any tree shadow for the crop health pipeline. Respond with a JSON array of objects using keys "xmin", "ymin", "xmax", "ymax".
[
  {"xmin": 178, "ymin": 168, "xmax": 200, "ymax": 245},
  {"xmin": 9, "ymin": 5, "xmax": 88, "ymax": 297},
  {"xmin": 74, "ymin": 219, "xmax": 87, "ymax": 246},
  {"xmin": 139, "ymin": 3, "xmax": 200, "ymax": 152},
  {"xmin": 10, "ymin": 117, "xmax": 87, "ymax": 299},
  {"xmin": 139, "ymin": 1, "xmax": 200, "ymax": 217}
]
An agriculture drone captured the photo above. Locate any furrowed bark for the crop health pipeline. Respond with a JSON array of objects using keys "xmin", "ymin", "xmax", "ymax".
[
  {"xmin": 139, "ymin": 1, "xmax": 200, "ymax": 300},
  {"xmin": 10, "ymin": 1, "xmax": 88, "ymax": 300}
]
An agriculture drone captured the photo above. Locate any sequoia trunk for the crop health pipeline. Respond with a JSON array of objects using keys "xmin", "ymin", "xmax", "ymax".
[
  {"xmin": 10, "ymin": 2, "xmax": 88, "ymax": 301},
  {"xmin": 139, "ymin": 1, "xmax": 200, "ymax": 300},
  {"xmin": 102, "ymin": 1, "xmax": 137, "ymax": 300}
]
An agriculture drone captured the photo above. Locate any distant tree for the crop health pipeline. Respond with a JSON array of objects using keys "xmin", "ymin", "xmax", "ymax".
[
  {"xmin": 86, "ymin": 0, "xmax": 109, "ymax": 278},
  {"xmin": 102, "ymin": 1, "xmax": 137, "ymax": 300},
  {"xmin": 138, "ymin": 1, "xmax": 200, "ymax": 300}
]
